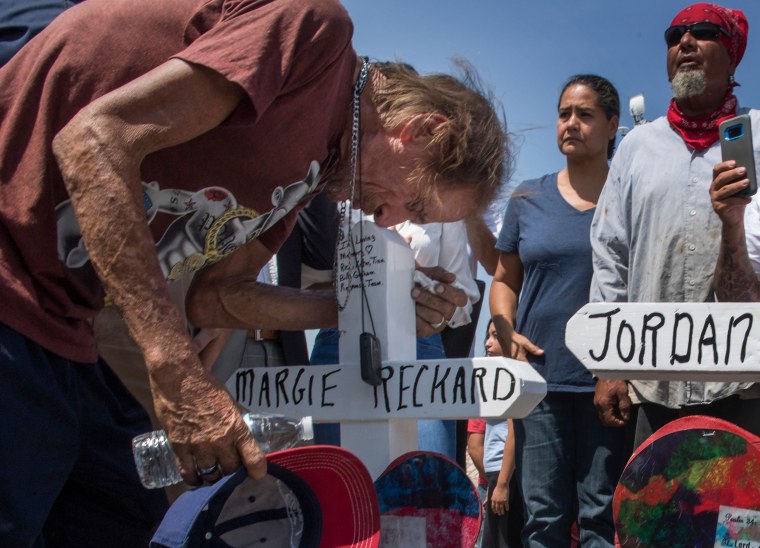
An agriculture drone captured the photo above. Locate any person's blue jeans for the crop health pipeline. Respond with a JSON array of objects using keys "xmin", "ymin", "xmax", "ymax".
[
  {"xmin": 475, "ymin": 483, "xmax": 488, "ymax": 548},
  {"xmin": 415, "ymin": 333, "xmax": 457, "ymax": 459},
  {"xmin": 310, "ymin": 328, "xmax": 457, "ymax": 458},
  {"xmin": 0, "ymin": 322, "xmax": 168, "ymax": 547},
  {"xmin": 514, "ymin": 391, "xmax": 628, "ymax": 547},
  {"xmin": 309, "ymin": 328, "xmax": 342, "ymax": 445}
]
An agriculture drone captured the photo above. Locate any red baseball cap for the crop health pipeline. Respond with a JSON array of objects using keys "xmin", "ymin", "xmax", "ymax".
[{"xmin": 151, "ymin": 445, "xmax": 380, "ymax": 548}]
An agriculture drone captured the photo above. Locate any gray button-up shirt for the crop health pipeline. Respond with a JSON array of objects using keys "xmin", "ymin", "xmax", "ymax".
[{"xmin": 590, "ymin": 109, "xmax": 760, "ymax": 408}]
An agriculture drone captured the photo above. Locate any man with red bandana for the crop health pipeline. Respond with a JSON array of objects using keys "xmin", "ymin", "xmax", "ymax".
[{"xmin": 590, "ymin": 3, "xmax": 760, "ymax": 448}]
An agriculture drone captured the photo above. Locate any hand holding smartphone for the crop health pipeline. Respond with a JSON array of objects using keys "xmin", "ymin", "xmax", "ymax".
[{"xmin": 719, "ymin": 114, "xmax": 758, "ymax": 197}]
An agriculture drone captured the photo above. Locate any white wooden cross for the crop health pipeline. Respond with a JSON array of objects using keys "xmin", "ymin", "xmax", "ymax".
[
  {"xmin": 566, "ymin": 302, "xmax": 760, "ymax": 381},
  {"xmin": 225, "ymin": 221, "xmax": 547, "ymax": 478}
]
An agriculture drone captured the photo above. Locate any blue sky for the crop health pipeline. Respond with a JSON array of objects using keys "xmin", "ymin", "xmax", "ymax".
[
  {"xmin": 343, "ymin": 0, "xmax": 760, "ymax": 182},
  {"xmin": 329, "ymin": 0, "xmax": 760, "ymax": 357}
]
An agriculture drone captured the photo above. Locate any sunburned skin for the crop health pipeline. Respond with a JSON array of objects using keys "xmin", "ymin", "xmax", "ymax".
[
  {"xmin": 52, "ymin": 54, "xmax": 472, "ymax": 486},
  {"xmin": 53, "ymin": 58, "xmax": 267, "ymax": 485}
]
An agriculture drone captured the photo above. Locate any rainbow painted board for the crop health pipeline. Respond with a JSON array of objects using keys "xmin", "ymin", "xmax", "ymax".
[{"xmin": 614, "ymin": 416, "xmax": 760, "ymax": 547}]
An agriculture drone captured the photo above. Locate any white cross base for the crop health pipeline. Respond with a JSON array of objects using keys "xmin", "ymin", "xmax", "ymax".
[
  {"xmin": 566, "ymin": 302, "xmax": 760, "ymax": 381},
  {"xmin": 227, "ymin": 222, "xmax": 546, "ymax": 478}
]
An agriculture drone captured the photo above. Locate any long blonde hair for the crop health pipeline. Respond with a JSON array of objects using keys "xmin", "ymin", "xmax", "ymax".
[{"xmin": 370, "ymin": 60, "xmax": 512, "ymax": 210}]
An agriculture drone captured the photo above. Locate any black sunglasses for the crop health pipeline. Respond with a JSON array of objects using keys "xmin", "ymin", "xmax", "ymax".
[{"xmin": 664, "ymin": 22, "xmax": 730, "ymax": 47}]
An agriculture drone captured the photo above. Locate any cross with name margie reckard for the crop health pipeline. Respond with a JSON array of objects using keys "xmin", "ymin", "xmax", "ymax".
[{"xmin": 224, "ymin": 221, "xmax": 547, "ymax": 478}]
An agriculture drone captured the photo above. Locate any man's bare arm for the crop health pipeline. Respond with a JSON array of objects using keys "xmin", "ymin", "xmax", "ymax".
[
  {"xmin": 187, "ymin": 239, "xmax": 338, "ymax": 330},
  {"xmin": 711, "ymin": 160, "xmax": 760, "ymax": 301},
  {"xmin": 187, "ymin": 241, "xmax": 470, "ymax": 342},
  {"xmin": 52, "ymin": 58, "xmax": 266, "ymax": 483},
  {"xmin": 715, "ymin": 223, "xmax": 760, "ymax": 301}
]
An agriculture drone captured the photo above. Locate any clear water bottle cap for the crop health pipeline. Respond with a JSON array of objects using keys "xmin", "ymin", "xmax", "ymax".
[{"xmin": 301, "ymin": 416, "xmax": 314, "ymax": 441}]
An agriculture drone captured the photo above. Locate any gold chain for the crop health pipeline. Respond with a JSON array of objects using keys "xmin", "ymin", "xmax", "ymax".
[{"xmin": 167, "ymin": 207, "xmax": 260, "ymax": 280}]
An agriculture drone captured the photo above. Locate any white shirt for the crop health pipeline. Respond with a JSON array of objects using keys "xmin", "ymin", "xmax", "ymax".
[
  {"xmin": 395, "ymin": 220, "xmax": 481, "ymax": 328},
  {"xmin": 744, "ymin": 196, "xmax": 760, "ymax": 276},
  {"xmin": 591, "ymin": 109, "xmax": 760, "ymax": 407}
]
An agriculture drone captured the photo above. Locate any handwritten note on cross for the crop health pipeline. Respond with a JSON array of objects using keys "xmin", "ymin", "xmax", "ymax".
[{"xmin": 225, "ymin": 221, "xmax": 547, "ymax": 478}]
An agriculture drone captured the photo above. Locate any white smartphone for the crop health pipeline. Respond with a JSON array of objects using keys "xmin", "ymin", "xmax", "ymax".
[{"xmin": 720, "ymin": 114, "xmax": 758, "ymax": 197}]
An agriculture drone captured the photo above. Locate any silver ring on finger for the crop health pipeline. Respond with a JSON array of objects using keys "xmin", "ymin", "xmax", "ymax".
[
  {"xmin": 431, "ymin": 315, "xmax": 446, "ymax": 330},
  {"xmin": 196, "ymin": 462, "xmax": 221, "ymax": 477}
]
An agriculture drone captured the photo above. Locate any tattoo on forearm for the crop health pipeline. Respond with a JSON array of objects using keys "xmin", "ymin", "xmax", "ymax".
[{"xmin": 715, "ymin": 241, "xmax": 760, "ymax": 302}]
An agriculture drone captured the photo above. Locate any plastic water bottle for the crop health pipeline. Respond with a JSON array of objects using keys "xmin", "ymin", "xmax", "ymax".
[{"xmin": 132, "ymin": 413, "xmax": 314, "ymax": 489}]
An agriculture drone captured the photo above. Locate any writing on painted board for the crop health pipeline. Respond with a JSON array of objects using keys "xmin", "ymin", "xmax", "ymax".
[
  {"xmin": 233, "ymin": 363, "xmax": 516, "ymax": 412},
  {"xmin": 586, "ymin": 307, "xmax": 753, "ymax": 367},
  {"xmin": 715, "ymin": 505, "xmax": 760, "ymax": 547}
]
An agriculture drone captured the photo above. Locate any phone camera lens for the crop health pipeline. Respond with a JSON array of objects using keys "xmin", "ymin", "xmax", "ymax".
[{"xmin": 726, "ymin": 125, "xmax": 743, "ymax": 140}]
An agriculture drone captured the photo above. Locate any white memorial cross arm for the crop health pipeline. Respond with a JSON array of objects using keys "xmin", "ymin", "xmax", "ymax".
[
  {"xmin": 225, "ymin": 356, "xmax": 546, "ymax": 421},
  {"xmin": 566, "ymin": 302, "xmax": 760, "ymax": 381}
]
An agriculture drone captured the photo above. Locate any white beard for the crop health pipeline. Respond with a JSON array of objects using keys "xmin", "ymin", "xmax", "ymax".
[{"xmin": 670, "ymin": 68, "xmax": 708, "ymax": 100}]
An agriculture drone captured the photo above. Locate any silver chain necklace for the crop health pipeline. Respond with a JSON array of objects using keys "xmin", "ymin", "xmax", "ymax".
[{"xmin": 336, "ymin": 56, "xmax": 370, "ymax": 311}]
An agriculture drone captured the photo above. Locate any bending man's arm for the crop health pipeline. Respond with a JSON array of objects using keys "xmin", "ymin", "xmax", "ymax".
[
  {"xmin": 187, "ymin": 239, "xmax": 338, "ymax": 330},
  {"xmin": 52, "ymin": 59, "xmax": 265, "ymax": 484}
]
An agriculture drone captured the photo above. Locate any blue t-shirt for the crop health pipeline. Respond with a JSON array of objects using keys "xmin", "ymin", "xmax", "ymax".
[
  {"xmin": 483, "ymin": 419, "xmax": 508, "ymax": 473},
  {"xmin": 496, "ymin": 173, "xmax": 594, "ymax": 391}
]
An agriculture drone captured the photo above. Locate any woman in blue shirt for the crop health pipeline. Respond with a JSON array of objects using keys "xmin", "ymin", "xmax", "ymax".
[{"xmin": 490, "ymin": 74, "xmax": 629, "ymax": 547}]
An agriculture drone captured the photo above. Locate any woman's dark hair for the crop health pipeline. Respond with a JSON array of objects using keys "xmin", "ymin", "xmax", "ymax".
[
  {"xmin": 484, "ymin": 318, "xmax": 494, "ymax": 348},
  {"xmin": 558, "ymin": 74, "xmax": 620, "ymax": 160}
]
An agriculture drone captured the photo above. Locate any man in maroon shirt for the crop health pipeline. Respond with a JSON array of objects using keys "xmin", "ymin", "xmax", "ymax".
[{"xmin": 0, "ymin": 0, "xmax": 509, "ymax": 544}]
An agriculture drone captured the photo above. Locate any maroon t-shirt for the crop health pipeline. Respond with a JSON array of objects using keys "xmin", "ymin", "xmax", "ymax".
[{"xmin": 0, "ymin": 0, "xmax": 356, "ymax": 362}]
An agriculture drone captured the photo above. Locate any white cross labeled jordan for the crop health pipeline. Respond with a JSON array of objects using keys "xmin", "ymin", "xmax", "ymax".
[{"xmin": 565, "ymin": 302, "xmax": 760, "ymax": 381}]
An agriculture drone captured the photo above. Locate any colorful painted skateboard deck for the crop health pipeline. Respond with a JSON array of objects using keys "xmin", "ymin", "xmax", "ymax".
[
  {"xmin": 614, "ymin": 416, "xmax": 760, "ymax": 547},
  {"xmin": 374, "ymin": 451, "xmax": 481, "ymax": 548}
]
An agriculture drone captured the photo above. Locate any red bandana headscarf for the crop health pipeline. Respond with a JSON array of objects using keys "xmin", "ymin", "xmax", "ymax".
[{"xmin": 666, "ymin": 3, "xmax": 749, "ymax": 151}]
